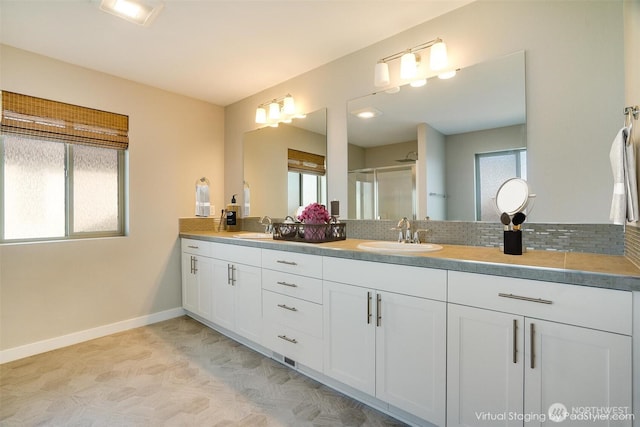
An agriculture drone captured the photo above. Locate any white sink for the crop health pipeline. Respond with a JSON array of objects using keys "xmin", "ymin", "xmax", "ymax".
[
  {"xmin": 357, "ymin": 241, "xmax": 443, "ymax": 253},
  {"xmin": 233, "ymin": 232, "xmax": 273, "ymax": 239}
]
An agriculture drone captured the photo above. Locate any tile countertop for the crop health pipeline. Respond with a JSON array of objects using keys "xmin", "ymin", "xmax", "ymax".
[{"xmin": 179, "ymin": 231, "xmax": 640, "ymax": 292}]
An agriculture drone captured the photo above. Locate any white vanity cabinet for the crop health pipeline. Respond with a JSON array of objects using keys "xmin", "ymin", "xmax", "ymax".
[
  {"xmin": 209, "ymin": 242, "xmax": 262, "ymax": 344},
  {"xmin": 447, "ymin": 271, "xmax": 633, "ymax": 427},
  {"xmin": 261, "ymin": 249, "xmax": 324, "ymax": 372},
  {"xmin": 181, "ymin": 239, "xmax": 215, "ymax": 321},
  {"xmin": 323, "ymin": 257, "xmax": 447, "ymax": 426}
]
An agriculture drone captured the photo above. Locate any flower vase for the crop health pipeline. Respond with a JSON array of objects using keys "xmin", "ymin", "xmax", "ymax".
[{"xmin": 302, "ymin": 221, "xmax": 327, "ymax": 242}]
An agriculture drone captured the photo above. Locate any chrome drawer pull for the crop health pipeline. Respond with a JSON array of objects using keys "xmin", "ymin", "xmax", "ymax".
[
  {"xmin": 277, "ymin": 303, "xmax": 298, "ymax": 312},
  {"xmin": 277, "ymin": 281, "xmax": 298, "ymax": 288},
  {"xmin": 530, "ymin": 323, "xmax": 535, "ymax": 369},
  {"xmin": 277, "ymin": 334, "xmax": 298, "ymax": 344},
  {"xmin": 498, "ymin": 293, "xmax": 553, "ymax": 305},
  {"xmin": 276, "ymin": 260, "xmax": 298, "ymax": 266},
  {"xmin": 376, "ymin": 293, "xmax": 382, "ymax": 327},
  {"xmin": 187, "ymin": 245, "xmax": 199, "ymax": 249},
  {"xmin": 513, "ymin": 319, "xmax": 518, "ymax": 364}
]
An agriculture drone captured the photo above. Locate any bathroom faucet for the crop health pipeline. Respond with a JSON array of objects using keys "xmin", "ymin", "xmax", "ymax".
[
  {"xmin": 413, "ymin": 229, "xmax": 430, "ymax": 244},
  {"xmin": 396, "ymin": 217, "xmax": 413, "ymax": 243},
  {"xmin": 259, "ymin": 216, "xmax": 273, "ymax": 233}
]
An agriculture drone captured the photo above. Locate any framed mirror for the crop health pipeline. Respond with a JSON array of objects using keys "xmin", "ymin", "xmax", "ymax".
[
  {"xmin": 243, "ymin": 108, "xmax": 327, "ymax": 219},
  {"xmin": 347, "ymin": 51, "xmax": 526, "ymax": 221}
]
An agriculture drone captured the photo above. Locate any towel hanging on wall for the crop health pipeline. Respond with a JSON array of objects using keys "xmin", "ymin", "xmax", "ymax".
[{"xmin": 609, "ymin": 125, "xmax": 638, "ymax": 224}]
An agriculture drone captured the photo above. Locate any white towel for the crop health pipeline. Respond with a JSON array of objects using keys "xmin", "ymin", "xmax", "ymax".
[{"xmin": 609, "ymin": 125, "xmax": 638, "ymax": 224}]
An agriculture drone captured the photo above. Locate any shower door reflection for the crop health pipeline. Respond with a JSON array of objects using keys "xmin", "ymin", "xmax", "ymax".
[{"xmin": 348, "ymin": 165, "xmax": 416, "ymax": 220}]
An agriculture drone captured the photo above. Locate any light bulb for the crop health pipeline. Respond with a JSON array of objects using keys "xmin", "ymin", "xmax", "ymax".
[
  {"xmin": 268, "ymin": 101, "xmax": 280, "ymax": 121},
  {"xmin": 283, "ymin": 94, "xmax": 295, "ymax": 115},
  {"xmin": 400, "ymin": 52, "xmax": 417, "ymax": 79},
  {"xmin": 430, "ymin": 41, "xmax": 448, "ymax": 71},
  {"xmin": 374, "ymin": 62, "xmax": 390, "ymax": 87},
  {"xmin": 255, "ymin": 107, "xmax": 267, "ymax": 124}
]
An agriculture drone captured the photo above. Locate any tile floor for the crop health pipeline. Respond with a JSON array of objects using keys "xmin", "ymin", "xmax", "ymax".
[{"xmin": 0, "ymin": 316, "xmax": 406, "ymax": 426}]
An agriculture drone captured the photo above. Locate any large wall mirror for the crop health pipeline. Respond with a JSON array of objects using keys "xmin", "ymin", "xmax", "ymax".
[
  {"xmin": 243, "ymin": 108, "xmax": 327, "ymax": 219},
  {"xmin": 347, "ymin": 51, "xmax": 526, "ymax": 222}
]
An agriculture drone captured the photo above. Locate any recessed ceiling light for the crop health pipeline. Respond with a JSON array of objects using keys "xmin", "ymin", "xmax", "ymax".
[
  {"xmin": 350, "ymin": 107, "xmax": 382, "ymax": 120},
  {"xmin": 99, "ymin": 0, "xmax": 164, "ymax": 26}
]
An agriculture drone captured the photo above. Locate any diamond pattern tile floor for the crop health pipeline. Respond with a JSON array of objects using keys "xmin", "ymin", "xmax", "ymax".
[{"xmin": 0, "ymin": 316, "xmax": 407, "ymax": 426}]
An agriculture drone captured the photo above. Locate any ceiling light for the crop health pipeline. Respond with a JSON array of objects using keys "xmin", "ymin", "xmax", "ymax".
[
  {"xmin": 400, "ymin": 52, "xmax": 418, "ymax": 80},
  {"xmin": 374, "ymin": 37, "xmax": 452, "ymax": 88},
  {"xmin": 351, "ymin": 107, "xmax": 382, "ymax": 120},
  {"xmin": 255, "ymin": 94, "xmax": 300, "ymax": 126},
  {"xmin": 374, "ymin": 62, "xmax": 390, "ymax": 87},
  {"xmin": 410, "ymin": 79, "xmax": 427, "ymax": 88},
  {"xmin": 255, "ymin": 107, "xmax": 267, "ymax": 124},
  {"xmin": 429, "ymin": 41, "xmax": 448, "ymax": 71},
  {"xmin": 438, "ymin": 70, "xmax": 457, "ymax": 79},
  {"xmin": 99, "ymin": 0, "xmax": 164, "ymax": 26}
]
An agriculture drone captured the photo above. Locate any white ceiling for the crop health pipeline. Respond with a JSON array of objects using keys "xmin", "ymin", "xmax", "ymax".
[{"xmin": 0, "ymin": 0, "xmax": 474, "ymax": 107}]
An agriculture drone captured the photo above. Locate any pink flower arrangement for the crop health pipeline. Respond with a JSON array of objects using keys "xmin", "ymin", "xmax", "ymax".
[{"xmin": 297, "ymin": 203, "xmax": 331, "ymax": 224}]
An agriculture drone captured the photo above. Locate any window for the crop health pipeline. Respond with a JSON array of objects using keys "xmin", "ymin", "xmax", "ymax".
[
  {"xmin": 287, "ymin": 148, "xmax": 326, "ymax": 214},
  {"xmin": 1, "ymin": 91, "xmax": 128, "ymax": 242},
  {"xmin": 475, "ymin": 149, "xmax": 526, "ymax": 221}
]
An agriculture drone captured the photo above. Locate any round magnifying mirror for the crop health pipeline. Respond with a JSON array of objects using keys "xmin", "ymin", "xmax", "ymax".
[{"xmin": 495, "ymin": 178, "xmax": 530, "ymax": 215}]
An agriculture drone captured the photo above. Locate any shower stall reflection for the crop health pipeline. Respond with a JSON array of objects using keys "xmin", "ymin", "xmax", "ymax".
[{"xmin": 348, "ymin": 164, "xmax": 416, "ymax": 220}]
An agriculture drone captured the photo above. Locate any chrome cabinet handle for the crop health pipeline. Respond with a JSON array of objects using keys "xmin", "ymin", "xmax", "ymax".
[
  {"xmin": 192, "ymin": 256, "xmax": 197, "ymax": 274},
  {"xmin": 276, "ymin": 260, "xmax": 298, "ymax": 266},
  {"xmin": 376, "ymin": 293, "xmax": 382, "ymax": 327},
  {"xmin": 367, "ymin": 292, "xmax": 372, "ymax": 324},
  {"xmin": 231, "ymin": 265, "xmax": 236, "ymax": 286},
  {"xmin": 227, "ymin": 264, "xmax": 236, "ymax": 285},
  {"xmin": 498, "ymin": 293, "xmax": 553, "ymax": 305},
  {"xmin": 530, "ymin": 323, "xmax": 535, "ymax": 369},
  {"xmin": 277, "ymin": 281, "xmax": 298, "ymax": 288},
  {"xmin": 277, "ymin": 303, "xmax": 298, "ymax": 312},
  {"xmin": 277, "ymin": 334, "xmax": 298, "ymax": 344},
  {"xmin": 513, "ymin": 319, "xmax": 518, "ymax": 364},
  {"xmin": 190, "ymin": 256, "xmax": 194, "ymax": 274},
  {"xmin": 187, "ymin": 245, "xmax": 199, "ymax": 249}
]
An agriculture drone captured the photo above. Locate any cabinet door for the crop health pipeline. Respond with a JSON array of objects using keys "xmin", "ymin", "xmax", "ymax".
[
  {"xmin": 195, "ymin": 256, "xmax": 214, "ymax": 321},
  {"xmin": 375, "ymin": 292, "xmax": 446, "ymax": 426},
  {"xmin": 233, "ymin": 263, "xmax": 262, "ymax": 343},
  {"xmin": 448, "ymin": 304, "xmax": 524, "ymax": 427},
  {"xmin": 181, "ymin": 253, "xmax": 199, "ymax": 314},
  {"xmin": 323, "ymin": 281, "xmax": 375, "ymax": 395},
  {"xmin": 524, "ymin": 319, "xmax": 632, "ymax": 427},
  {"xmin": 211, "ymin": 259, "xmax": 235, "ymax": 331}
]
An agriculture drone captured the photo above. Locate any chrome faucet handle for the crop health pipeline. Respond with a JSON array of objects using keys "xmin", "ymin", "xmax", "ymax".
[
  {"xmin": 258, "ymin": 215, "xmax": 273, "ymax": 233},
  {"xmin": 413, "ymin": 229, "xmax": 430, "ymax": 244}
]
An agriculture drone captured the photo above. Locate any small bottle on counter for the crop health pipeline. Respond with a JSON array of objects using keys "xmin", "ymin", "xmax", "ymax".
[{"xmin": 226, "ymin": 194, "xmax": 240, "ymax": 231}]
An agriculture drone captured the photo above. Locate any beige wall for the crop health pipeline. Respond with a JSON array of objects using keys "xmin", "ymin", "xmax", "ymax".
[
  {"xmin": 0, "ymin": 45, "xmax": 224, "ymax": 352},
  {"xmin": 225, "ymin": 0, "xmax": 624, "ymax": 224}
]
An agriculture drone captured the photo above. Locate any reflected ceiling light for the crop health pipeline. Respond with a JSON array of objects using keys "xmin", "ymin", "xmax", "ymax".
[
  {"xmin": 350, "ymin": 107, "xmax": 382, "ymax": 120},
  {"xmin": 374, "ymin": 37, "xmax": 452, "ymax": 88},
  {"xmin": 410, "ymin": 79, "xmax": 427, "ymax": 88},
  {"xmin": 255, "ymin": 94, "xmax": 301, "ymax": 126},
  {"xmin": 99, "ymin": 0, "xmax": 164, "ymax": 26},
  {"xmin": 438, "ymin": 70, "xmax": 457, "ymax": 79}
]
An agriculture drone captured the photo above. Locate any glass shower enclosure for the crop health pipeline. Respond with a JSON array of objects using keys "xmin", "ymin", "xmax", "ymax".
[{"xmin": 348, "ymin": 164, "xmax": 416, "ymax": 220}]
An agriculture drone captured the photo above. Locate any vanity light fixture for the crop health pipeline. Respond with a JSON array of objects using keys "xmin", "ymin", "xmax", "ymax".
[
  {"xmin": 255, "ymin": 94, "xmax": 302, "ymax": 126},
  {"xmin": 99, "ymin": 0, "xmax": 164, "ymax": 26},
  {"xmin": 374, "ymin": 37, "xmax": 453, "ymax": 88}
]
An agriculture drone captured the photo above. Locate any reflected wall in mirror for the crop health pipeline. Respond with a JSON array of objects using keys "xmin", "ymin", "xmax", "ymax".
[
  {"xmin": 347, "ymin": 51, "xmax": 526, "ymax": 221},
  {"xmin": 244, "ymin": 108, "xmax": 327, "ymax": 219}
]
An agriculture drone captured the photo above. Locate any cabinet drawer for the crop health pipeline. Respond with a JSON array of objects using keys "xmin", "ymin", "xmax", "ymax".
[
  {"xmin": 262, "ymin": 322, "xmax": 323, "ymax": 372},
  {"xmin": 323, "ymin": 257, "xmax": 447, "ymax": 301},
  {"xmin": 448, "ymin": 271, "xmax": 632, "ymax": 335},
  {"xmin": 181, "ymin": 238, "xmax": 213, "ymax": 257},
  {"xmin": 263, "ymin": 290, "xmax": 322, "ymax": 338},
  {"xmin": 262, "ymin": 249, "xmax": 323, "ymax": 278},
  {"xmin": 211, "ymin": 242, "xmax": 261, "ymax": 266},
  {"xmin": 262, "ymin": 269, "xmax": 322, "ymax": 304}
]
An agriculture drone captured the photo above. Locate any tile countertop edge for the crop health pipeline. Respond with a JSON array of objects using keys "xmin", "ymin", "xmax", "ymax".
[{"xmin": 179, "ymin": 232, "xmax": 640, "ymax": 292}]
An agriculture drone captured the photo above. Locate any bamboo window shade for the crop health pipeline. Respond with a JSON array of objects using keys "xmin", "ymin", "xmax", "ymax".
[
  {"xmin": 287, "ymin": 148, "xmax": 326, "ymax": 175},
  {"xmin": 1, "ymin": 91, "xmax": 129, "ymax": 150}
]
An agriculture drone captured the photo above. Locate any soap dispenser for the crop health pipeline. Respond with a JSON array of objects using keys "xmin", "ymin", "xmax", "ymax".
[{"xmin": 226, "ymin": 194, "xmax": 240, "ymax": 231}]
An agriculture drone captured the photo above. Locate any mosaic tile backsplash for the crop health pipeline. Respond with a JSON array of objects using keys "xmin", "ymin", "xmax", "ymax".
[{"xmin": 239, "ymin": 217, "xmax": 624, "ymax": 256}]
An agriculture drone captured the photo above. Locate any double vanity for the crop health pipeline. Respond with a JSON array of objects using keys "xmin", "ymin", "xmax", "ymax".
[{"xmin": 179, "ymin": 230, "xmax": 638, "ymax": 427}]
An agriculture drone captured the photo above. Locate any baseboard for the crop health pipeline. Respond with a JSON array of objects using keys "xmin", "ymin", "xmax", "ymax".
[{"xmin": 0, "ymin": 307, "xmax": 186, "ymax": 364}]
